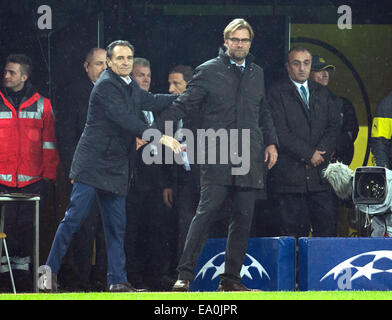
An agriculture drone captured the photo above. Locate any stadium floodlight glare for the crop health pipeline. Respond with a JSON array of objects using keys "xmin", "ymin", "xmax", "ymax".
[{"xmin": 353, "ymin": 166, "xmax": 392, "ymax": 214}]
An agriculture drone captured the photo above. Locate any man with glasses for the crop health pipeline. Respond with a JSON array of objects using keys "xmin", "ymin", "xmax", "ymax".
[{"xmin": 155, "ymin": 18, "xmax": 278, "ymax": 292}]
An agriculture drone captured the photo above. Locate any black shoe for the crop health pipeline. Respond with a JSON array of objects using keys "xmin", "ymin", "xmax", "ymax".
[
  {"xmin": 109, "ymin": 282, "xmax": 148, "ymax": 292},
  {"xmin": 217, "ymin": 280, "xmax": 253, "ymax": 292},
  {"xmin": 172, "ymin": 280, "xmax": 190, "ymax": 292},
  {"xmin": 90, "ymin": 280, "xmax": 107, "ymax": 292},
  {"xmin": 145, "ymin": 275, "xmax": 176, "ymax": 291}
]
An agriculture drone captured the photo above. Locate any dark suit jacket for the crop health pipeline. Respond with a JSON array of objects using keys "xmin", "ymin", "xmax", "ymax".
[
  {"xmin": 267, "ymin": 77, "xmax": 337, "ymax": 193},
  {"xmin": 70, "ymin": 68, "xmax": 176, "ymax": 195},
  {"xmin": 56, "ymin": 75, "xmax": 93, "ymax": 174},
  {"xmin": 156, "ymin": 48, "xmax": 278, "ymax": 190}
]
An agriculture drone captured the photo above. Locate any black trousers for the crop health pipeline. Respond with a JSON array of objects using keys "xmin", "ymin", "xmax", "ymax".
[
  {"xmin": 0, "ymin": 180, "xmax": 48, "ymax": 291},
  {"xmin": 177, "ymin": 184, "xmax": 257, "ymax": 283},
  {"xmin": 175, "ymin": 181, "xmax": 200, "ymax": 262},
  {"xmin": 125, "ymin": 186, "xmax": 175, "ymax": 283},
  {"xmin": 0, "ymin": 180, "xmax": 48, "ymax": 258},
  {"xmin": 274, "ymin": 190, "xmax": 338, "ymax": 238}
]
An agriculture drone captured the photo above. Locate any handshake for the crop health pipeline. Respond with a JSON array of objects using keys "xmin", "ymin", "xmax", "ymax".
[{"xmin": 136, "ymin": 134, "xmax": 182, "ymax": 154}]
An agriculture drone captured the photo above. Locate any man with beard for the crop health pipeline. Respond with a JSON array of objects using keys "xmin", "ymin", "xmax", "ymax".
[
  {"xmin": 0, "ymin": 54, "xmax": 59, "ymax": 291},
  {"xmin": 155, "ymin": 18, "xmax": 278, "ymax": 292}
]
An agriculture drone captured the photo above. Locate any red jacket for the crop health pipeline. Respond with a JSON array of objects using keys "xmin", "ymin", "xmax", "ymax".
[{"xmin": 0, "ymin": 86, "xmax": 59, "ymax": 188}]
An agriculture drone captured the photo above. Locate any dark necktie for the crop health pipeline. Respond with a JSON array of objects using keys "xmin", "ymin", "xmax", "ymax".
[{"xmin": 300, "ymin": 85, "xmax": 309, "ymax": 108}]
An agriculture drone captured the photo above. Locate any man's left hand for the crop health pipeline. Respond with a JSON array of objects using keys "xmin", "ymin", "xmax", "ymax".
[
  {"xmin": 136, "ymin": 137, "xmax": 147, "ymax": 150},
  {"xmin": 265, "ymin": 144, "xmax": 278, "ymax": 170}
]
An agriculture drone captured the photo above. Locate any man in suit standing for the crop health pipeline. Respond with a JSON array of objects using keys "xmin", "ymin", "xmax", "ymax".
[
  {"xmin": 55, "ymin": 48, "xmax": 107, "ymax": 291},
  {"xmin": 309, "ymin": 55, "xmax": 358, "ymax": 166},
  {"xmin": 125, "ymin": 57, "xmax": 175, "ymax": 291},
  {"xmin": 267, "ymin": 46, "xmax": 338, "ymax": 238},
  {"xmin": 155, "ymin": 18, "xmax": 278, "ymax": 292},
  {"xmin": 45, "ymin": 40, "xmax": 179, "ymax": 292}
]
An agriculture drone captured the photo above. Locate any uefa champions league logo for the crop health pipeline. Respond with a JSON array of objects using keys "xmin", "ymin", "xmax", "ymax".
[
  {"xmin": 320, "ymin": 250, "xmax": 392, "ymax": 289},
  {"xmin": 195, "ymin": 252, "xmax": 270, "ymax": 281}
]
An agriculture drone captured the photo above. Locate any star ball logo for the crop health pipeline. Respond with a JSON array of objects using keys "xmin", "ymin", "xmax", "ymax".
[
  {"xmin": 195, "ymin": 251, "xmax": 270, "ymax": 282},
  {"xmin": 320, "ymin": 250, "xmax": 392, "ymax": 289}
]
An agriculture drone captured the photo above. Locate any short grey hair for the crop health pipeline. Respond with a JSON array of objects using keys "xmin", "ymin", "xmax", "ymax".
[
  {"xmin": 133, "ymin": 57, "xmax": 150, "ymax": 69},
  {"xmin": 106, "ymin": 40, "xmax": 135, "ymax": 59}
]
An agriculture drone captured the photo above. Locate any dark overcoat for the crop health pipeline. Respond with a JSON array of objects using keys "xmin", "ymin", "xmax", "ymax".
[
  {"xmin": 56, "ymin": 75, "xmax": 93, "ymax": 173},
  {"xmin": 267, "ymin": 77, "xmax": 337, "ymax": 193},
  {"xmin": 157, "ymin": 48, "xmax": 278, "ymax": 189},
  {"xmin": 70, "ymin": 68, "xmax": 175, "ymax": 195}
]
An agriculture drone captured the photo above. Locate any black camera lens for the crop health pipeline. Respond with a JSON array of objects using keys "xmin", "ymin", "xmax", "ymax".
[{"xmin": 357, "ymin": 173, "xmax": 385, "ymax": 199}]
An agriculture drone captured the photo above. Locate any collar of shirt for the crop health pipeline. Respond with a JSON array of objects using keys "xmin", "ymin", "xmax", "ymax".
[
  {"xmin": 230, "ymin": 59, "xmax": 246, "ymax": 68},
  {"xmin": 120, "ymin": 76, "xmax": 132, "ymax": 85},
  {"xmin": 290, "ymin": 78, "xmax": 309, "ymax": 94}
]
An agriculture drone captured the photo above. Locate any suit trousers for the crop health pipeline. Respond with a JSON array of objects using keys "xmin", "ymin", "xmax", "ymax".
[
  {"xmin": 46, "ymin": 182, "xmax": 127, "ymax": 285},
  {"xmin": 175, "ymin": 181, "xmax": 200, "ymax": 262},
  {"xmin": 274, "ymin": 190, "xmax": 338, "ymax": 238},
  {"xmin": 177, "ymin": 184, "xmax": 257, "ymax": 283}
]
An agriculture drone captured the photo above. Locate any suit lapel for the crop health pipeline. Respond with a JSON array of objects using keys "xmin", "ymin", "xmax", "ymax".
[
  {"xmin": 287, "ymin": 79, "xmax": 311, "ymax": 120},
  {"xmin": 308, "ymin": 81, "xmax": 319, "ymax": 117}
]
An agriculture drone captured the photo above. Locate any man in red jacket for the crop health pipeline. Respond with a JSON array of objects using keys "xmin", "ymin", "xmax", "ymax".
[{"xmin": 0, "ymin": 54, "xmax": 59, "ymax": 292}]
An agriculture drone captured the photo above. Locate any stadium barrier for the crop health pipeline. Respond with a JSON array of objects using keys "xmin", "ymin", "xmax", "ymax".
[
  {"xmin": 298, "ymin": 237, "xmax": 392, "ymax": 291},
  {"xmin": 190, "ymin": 237, "xmax": 296, "ymax": 291}
]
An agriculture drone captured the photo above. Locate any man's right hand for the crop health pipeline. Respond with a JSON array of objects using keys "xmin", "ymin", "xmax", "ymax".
[
  {"xmin": 163, "ymin": 188, "xmax": 174, "ymax": 208},
  {"xmin": 160, "ymin": 134, "xmax": 181, "ymax": 154},
  {"xmin": 310, "ymin": 150, "xmax": 326, "ymax": 167}
]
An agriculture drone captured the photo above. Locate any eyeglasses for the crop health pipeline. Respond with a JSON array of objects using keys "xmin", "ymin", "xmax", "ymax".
[{"xmin": 228, "ymin": 38, "xmax": 251, "ymax": 44}]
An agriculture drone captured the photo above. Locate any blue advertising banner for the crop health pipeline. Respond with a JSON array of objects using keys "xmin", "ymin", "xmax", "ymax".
[
  {"xmin": 298, "ymin": 237, "xmax": 392, "ymax": 291},
  {"xmin": 189, "ymin": 237, "xmax": 296, "ymax": 291}
]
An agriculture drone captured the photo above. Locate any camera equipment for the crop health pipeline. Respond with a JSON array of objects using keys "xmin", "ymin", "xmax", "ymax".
[
  {"xmin": 353, "ymin": 166, "xmax": 392, "ymax": 214},
  {"xmin": 353, "ymin": 167, "xmax": 386, "ymax": 204}
]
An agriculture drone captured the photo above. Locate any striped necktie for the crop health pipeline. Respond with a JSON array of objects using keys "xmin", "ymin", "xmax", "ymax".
[{"xmin": 300, "ymin": 85, "xmax": 309, "ymax": 108}]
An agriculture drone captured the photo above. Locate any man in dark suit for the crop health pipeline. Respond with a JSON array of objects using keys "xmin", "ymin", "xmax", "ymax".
[
  {"xmin": 55, "ymin": 48, "xmax": 107, "ymax": 291},
  {"xmin": 267, "ymin": 46, "xmax": 338, "ymax": 238},
  {"xmin": 124, "ymin": 57, "xmax": 175, "ymax": 291},
  {"xmin": 45, "ymin": 40, "xmax": 179, "ymax": 292},
  {"xmin": 156, "ymin": 18, "xmax": 278, "ymax": 292},
  {"xmin": 310, "ymin": 55, "xmax": 358, "ymax": 166}
]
